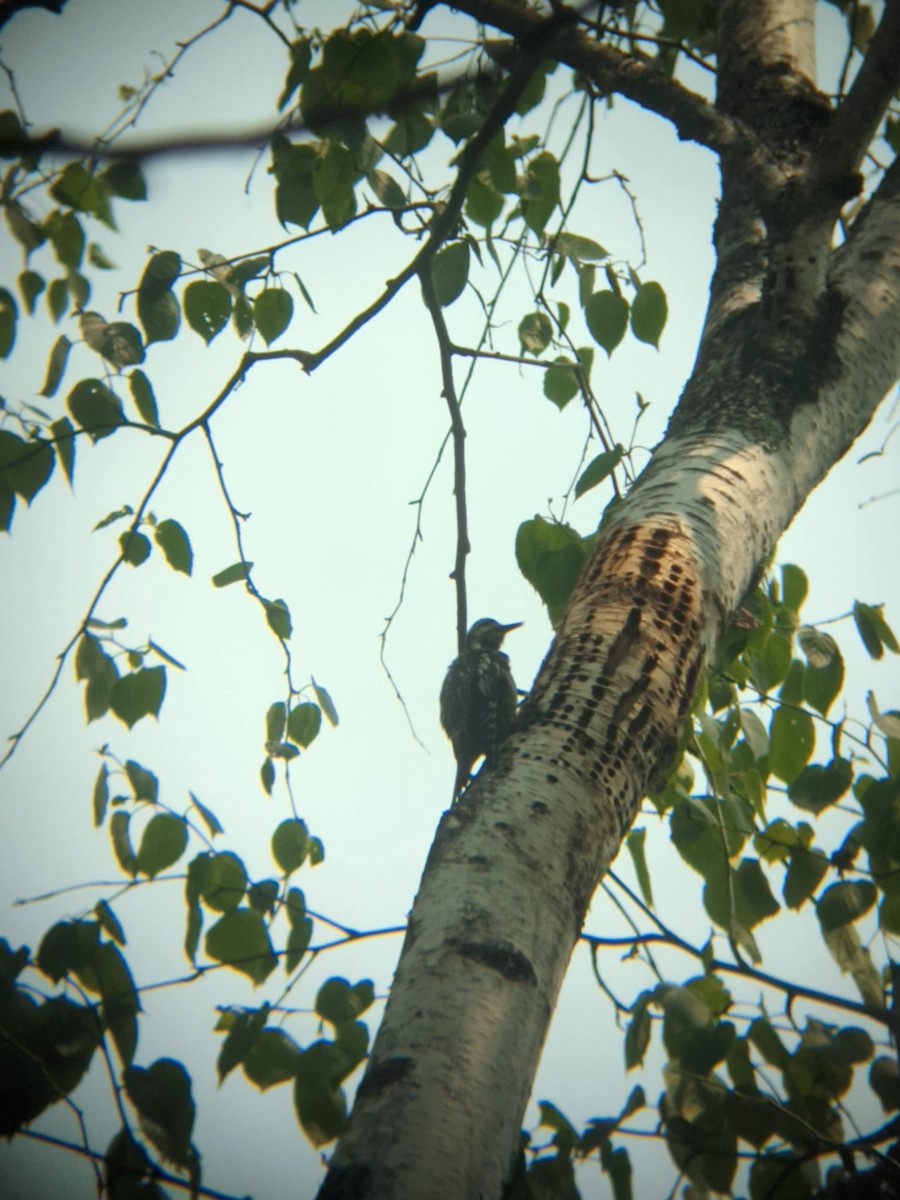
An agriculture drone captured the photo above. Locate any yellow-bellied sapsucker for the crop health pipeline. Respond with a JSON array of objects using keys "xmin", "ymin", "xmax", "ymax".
[{"xmin": 439, "ymin": 618, "xmax": 522, "ymax": 801}]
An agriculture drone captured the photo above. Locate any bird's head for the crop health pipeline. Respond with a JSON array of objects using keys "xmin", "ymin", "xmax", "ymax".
[{"xmin": 465, "ymin": 618, "xmax": 523, "ymax": 651}]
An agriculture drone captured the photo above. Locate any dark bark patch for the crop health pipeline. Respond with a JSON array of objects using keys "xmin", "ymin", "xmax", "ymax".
[
  {"xmin": 317, "ymin": 1164, "xmax": 374, "ymax": 1199},
  {"xmin": 453, "ymin": 939, "xmax": 537, "ymax": 986},
  {"xmin": 356, "ymin": 1054, "xmax": 414, "ymax": 1100}
]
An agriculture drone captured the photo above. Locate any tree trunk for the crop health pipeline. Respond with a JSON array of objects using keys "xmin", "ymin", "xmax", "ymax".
[{"xmin": 319, "ymin": 2, "xmax": 900, "ymax": 1195}]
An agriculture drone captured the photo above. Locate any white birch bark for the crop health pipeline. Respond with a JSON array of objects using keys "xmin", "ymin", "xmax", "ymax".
[{"xmin": 319, "ymin": 2, "xmax": 900, "ymax": 1195}]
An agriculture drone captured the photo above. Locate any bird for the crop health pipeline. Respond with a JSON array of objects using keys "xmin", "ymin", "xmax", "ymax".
[{"xmin": 439, "ymin": 618, "xmax": 522, "ymax": 801}]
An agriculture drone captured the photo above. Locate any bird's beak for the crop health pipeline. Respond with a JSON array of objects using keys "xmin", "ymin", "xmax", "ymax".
[{"xmin": 501, "ymin": 622, "xmax": 523, "ymax": 634}]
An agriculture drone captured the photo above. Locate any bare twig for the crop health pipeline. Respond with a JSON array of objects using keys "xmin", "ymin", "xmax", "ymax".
[{"xmin": 420, "ymin": 266, "xmax": 469, "ymax": 653}]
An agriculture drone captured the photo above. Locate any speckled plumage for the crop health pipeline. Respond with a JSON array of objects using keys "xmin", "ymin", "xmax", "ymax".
[{"xmin": 439, "ymin": 618, "xmax": 521, "ymax": 801}]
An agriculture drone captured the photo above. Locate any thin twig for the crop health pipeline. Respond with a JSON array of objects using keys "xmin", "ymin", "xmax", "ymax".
[{"xmin": 420, "ymin": 266, "xmax": 469, "ymax": 653}]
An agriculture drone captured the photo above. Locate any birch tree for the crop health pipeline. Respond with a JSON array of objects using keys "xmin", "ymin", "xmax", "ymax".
[{"xmin": 0, "ymin": 1, "xmax": 898, "ymax": 1199}]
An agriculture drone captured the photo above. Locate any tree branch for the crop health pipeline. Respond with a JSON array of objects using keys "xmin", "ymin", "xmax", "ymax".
[
  {"xmin": 438, "ymin": 0, "xmax": 739, "ymax": 153},
  {"xmin": 817, "ymin": 0, "xmax": 900, "ymax": 187},
  {"xmin": 420, "ymin": 267, "xmax": 470, "ymax": 653}
]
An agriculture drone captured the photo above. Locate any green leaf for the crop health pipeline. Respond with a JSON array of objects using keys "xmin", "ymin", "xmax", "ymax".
[
  {"xmin": 630, "ymin": 281, "xmax": 667, "ymax": 347},
  {"xmin": 769, "ymin": 706, "xmax": 815, "ymax": 784},
  {"xmin": 481, "ymin": 132, "xmax": 516, "ymax": 193},
  {"xmin": 136, "ymin": 814, "xmax": 188, "ymax": 878},
  {"xmin": 0, "ymin": 482, "xmax": 12, "ymax": 533},
  {"xmin": 94, "ymin": 505, "xmax": 133, "ymax": 531},
  {"xmin": 781, "ymin": 563, "xmax": 809, "ymax": 612},
  {"xmin": 93, "ymin": 764, "xmax": 109, "ymax": 826},
  {"xmin": 110, "ymin": 666, "xmax": 166, "ymax": 728},
  {"xmin": 626, "ymin": 828, "xmax": 653, "ymax": 908},
  {"xmin": 575, "ymin": 445, "xmax": 624, "ymax": 499},
  {"xmin": 6, "ymin": 199, "xmax": 45, "ymax": 253},
  {"xmin": 18, "ymin": 269, "xmax": 45, "ymax": 314},
  {"xmin": 870, "ymin": 1057, "xmax": 900, "ymax": 1114},
  {"xmin": 253, "ymin": 288, "xmax": 293, "ymax": 345},
  {"xmin": 553, "ymin": 232, "xmax": 608, "ymax": 262},
  {"xmin": 278, "ymin": 36, "xmax": 313, "ymax": 110},
  {"xmin": 272, "ymin": 819, "xmax": 310, "ymax": 873},
  {"xmin": 92, "ymin": 942, "xmax": 140, "ymax": 1066},
  {"xmin": 51, "ymin": 162, "xmax": 114, "ymax": 224},
  {"xmin": 0, "ymin": 108, "xmax": 25, "ymax": 156},
  {"xmin": 154, "ymin": 518, "xmax": 193, "ymax": 575},
  {"xmin": 265, "ymin": 598, "xmax": 292, "ymax": 640},
  {"xmin": 99, "ymin": 322, "xmax": 145, "ymax": 368},
  {"xmin": 334, "ymin": 1021, "xmax": 368, "ymax": 1075},
  {"xmin": 248, "ymin": 879, "xmax": 278, "ymax": 915},
  {"xmin": 788, "ymin": 758, "xmax": 852, "ymax": 814},
  {"xmin": 0, "ymin": 430, "xmax": 54, "ymax": 504},
  {"xmin": 184, "ymin": 280, "xmax": 232, "ymax": 345},
  {"xmin": 200, "ymin": 852, "xmax": 247, "ymax": 912},
  {"xmin": 49, "ymin": 417, "xmax": 75, "ymax": 487},
  {"xmin": 45, "ymin": 210, "xmax": 85, "ymax": 269},
  {"xmin": 228, "ymin": 255, "xmax": 270, "ymax": 289},
  {"xmin": 817, "ymin": 881, "xmax": 877, "ymax": 934},
  {"xmin": 624, "ymin": 992, "xmax": 653, "ymax": 1069},
  {"xmin": 293, "ymin": 1043, "xmax": 349, "ymax": 1147},
  {"xmin": 105, "ymin": 1130, "xmax": 162, "ymax": 1200},
  {"xmin": 217, "ymin": 1006, "xmax": 268, "ymax": 1082},
  {"xmin": 801, "ymin": 640, "xmax": 844, "ymax": 716},
  {"xmin": 47, "ymin": 278, "xmax": 68, "ymax": 322},
  {"xmin": 853, "ymin": 601, "xmax": 899, "ymax": 660},
  {"xmin": 542, "ymin": 356, "xmax": 580, "ymax": 409},
  {"xmin": 266, "ymin": 702, "xmax": 287, "ymax": 743},
  {"xmin": 206, "ymin": 909, "xmax": 276, "ymax": 985},
  {"xmin": 0, "ymin": 287, "xmax": 17, "ymax": 358},
  {"xmin": 315, "ymin": 977, "xmax": 374, "ymax": 1026},
  {"xmin": 520, "ymin": 151, "xmax": 559, "ymax": 235},
  {"xmin": 516, "ymin": 516, "xmax": 588, "ymax": 623},
  {"xmin": 821, "ymin": 923, "xmax": 882, "ymax": 1008},
  {"xmin": 312, "ymin": 678, "xmax": 339, "ymax": 727},
  {"xmin": 260, "ymin": 757, "xmax": 275, "ymax": 795},
  {"xmin": 271, "ymin": 136, "xmax": 319, "ymax": 230},
  {"xmin": 40, "ymin": 334, "xmax": 71, "ymax": 398},
  {"xmin": 125, "ymin": 759, "xmax": 158, "ymax": 802},
  {"xmin": 110, "ymin": 813, "xmax": 136, "ymax": 876},
  {"xmin": 137, "ymin": 251, "xmax": 182, "ymax": 344},
  {"xmin": 430, "ymin": 241, "xmax": 470, "ymax": 307},
  {"xmin": 94, "ymin": 899, "xmax": 126, "ymax": 947},
  {"xmin": 286, "ymin": 916, "xmax": 313, "ymax": 972},
  {"xmin": 384, "ymin": 111, "xmax": 434, "ymax": 158},
  {"xmin": 585, "ymin": 290, "xmax": 629, "ymax": 355},
  {"xmin": 783, "ymin": 847, "xmax": 829, "ymax": 910},
  {"xmin": 212, "ymin": 560, "xmax": 253, "ymax": 588},
  {"xmin": 190, "ymin": 792, "xmax": 223, "ymax": 838},
  {"xmin": 128, "ymin": 369, "xmax": 159, "ymax": 427},
  {"xmin": 67, "ymin": 378, "xmax": 124, "ymax": 442},
  {"xmin": 465, "ymin": 174, "xmax": 504, "ymax": 228},
  {"xmin": 244, "ymin": 1029, "xmax": 303, "ymax": 1090},
  {"xmin": 313, "ymin": 140, "xmax": 358, "ymax": 229},
  {"xmin": 119, "ymin": 530, "xmax": 152, "ymax": 566},
  {"xmin": 100, "ymin": 161, "xmax": 147, "ymax": 201},
  {"xmin": 75, "ymin": 633, "xmax": 119, "ymax": 721},
  {"xmin": 287, "ymin": 703, "xmax": 322, "ymax": 749},
  {"xmin": 518, "ymin": 310, "xmax": 552, "ymax": 356},
  {"xmin": 124, "ymin": 1059, "xmax": 195, "ymax": 1169},
  {"xmin": 66, "ymin": 269, "xmax": 90, "ymax": 310}
]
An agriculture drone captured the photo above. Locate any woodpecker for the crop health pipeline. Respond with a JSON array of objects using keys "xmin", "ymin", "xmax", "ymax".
[{"xmin": 439, "ymin": 618, "xmax": 522, "ymax": 801}]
